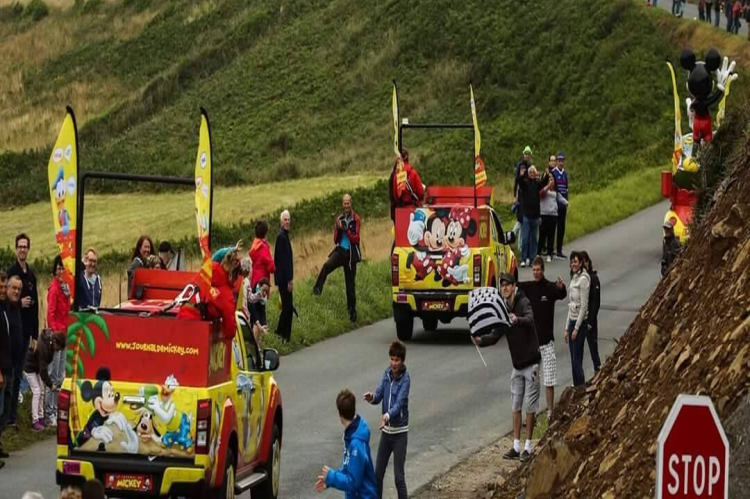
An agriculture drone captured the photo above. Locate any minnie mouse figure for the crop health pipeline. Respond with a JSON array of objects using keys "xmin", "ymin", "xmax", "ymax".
[
  {"xmin": 680, "ymin": 48, "xmax": 738, "ymax": 155},
  {"xmin": 437, "ymin": 207, "xmax": 476, "ymax": 287}
]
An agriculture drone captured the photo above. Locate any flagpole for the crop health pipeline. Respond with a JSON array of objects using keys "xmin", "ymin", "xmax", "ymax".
[{"xmin": 474, "ymin": 342, "xmax": 487, "ymax": 368}]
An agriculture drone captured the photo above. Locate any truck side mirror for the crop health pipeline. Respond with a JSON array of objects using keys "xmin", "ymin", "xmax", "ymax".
[
  {"xmin": 263, "ymin": 349, "xmax": 280, "ymax": 371},
  {"xmin": 505, "ymin": 231, "xmax": 516, "ymax": 245}
]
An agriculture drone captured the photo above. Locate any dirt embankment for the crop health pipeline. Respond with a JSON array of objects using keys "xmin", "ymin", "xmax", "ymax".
[{"xmin": 491, "ymin": 112, "xmax": 750, "ymax": 498}]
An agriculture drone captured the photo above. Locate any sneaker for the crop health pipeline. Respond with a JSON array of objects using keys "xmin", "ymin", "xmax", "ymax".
[
  {"xmin": 46, "ymin": 418, "xmax": 57, "ymax": 428},
  {"xmin": 32, "ymin": 421, "xmax": 44, "ymax": 432},
  {"xmin": 503, "ymin": 448, "xmax": 520, "ymax": 460},
  {"xmin": 520, "ymin": 261, "xmax": 526, "ymax": 268},
  {"xmin": 526, "ymin": 259, "xmax": 531, "ymax": 267},
  {"xmin": 349, "ymin": 309, "xmax": 357, "ymax": 323},
  {"xmin": 546, "ymin": 255, "xmax": 552, "ymax": 263},
  {"xmin": 521, "ymin": 450, "xmax": 532, "ymax": 462},
  {"xmin": 0, "ymin": 449, "xmax": 9, "ymax": 459},
  {"xmin": 556, "ymin": 252, "xmax": 567, "ymax": 259},
  {"xmin": 17, "ymin": 392, "xmax": 23, "ymax": 404}
]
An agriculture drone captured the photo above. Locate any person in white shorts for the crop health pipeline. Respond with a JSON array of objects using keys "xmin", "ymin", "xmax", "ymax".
[{"xmin": 518, "ymin": 256, "xmax": 567, "ymax": 420}]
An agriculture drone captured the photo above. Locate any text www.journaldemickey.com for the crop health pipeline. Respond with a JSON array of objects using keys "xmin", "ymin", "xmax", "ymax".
[{"xmin": 115, "ymin": 342, "xmax": 199, "ymax": 356}]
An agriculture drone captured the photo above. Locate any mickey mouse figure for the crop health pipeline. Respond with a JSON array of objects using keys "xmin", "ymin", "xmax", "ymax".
[{"xmin": 680, "ymin": 48, "xmax": 738, "ymax": 155}]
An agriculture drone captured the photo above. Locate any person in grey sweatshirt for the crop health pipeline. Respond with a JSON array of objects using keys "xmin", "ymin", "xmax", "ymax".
[
  {"xmin": 539, "ymin": 170, "xmax": 569, "ymax": 263},
  {"xmin": 565, "ymin": 251, "xmax": 590, "ymax": 386}
]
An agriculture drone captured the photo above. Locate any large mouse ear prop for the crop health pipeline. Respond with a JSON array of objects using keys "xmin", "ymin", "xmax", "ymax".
[
  {"xmin": 705, "ymin": 48, "xmax": 721, "ymax": 72},
  {"xmin": 680, "ymin": 48, "xmax": 696, "ymax": 71}
]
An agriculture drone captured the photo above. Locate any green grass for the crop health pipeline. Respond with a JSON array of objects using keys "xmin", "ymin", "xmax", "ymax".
[
  {"xmin": 0, "ymin": 0, "xmax": 693, "ymax": 208},
  {"xmin": 1, "ymin": 396, "xmax": 57, "ymax": 453},
  {"xmin": 533, "ymin": 411, "xmax": 549, "ymax": 441}
]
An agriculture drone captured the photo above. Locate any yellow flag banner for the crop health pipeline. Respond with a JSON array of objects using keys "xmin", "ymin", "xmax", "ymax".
[
  {"xmin": 715, "ymin": 76, "xmax": 733, "ymax": 129},
  {"xmin": 47, "ymin": 107, "xmax": 79, "ymax": 301},
  {"xmin": 393, "ymin": 81, "xmax": 407, "ymax": 195},
  {"xmin": 667, "ymin": 62, "xmax": 683, "ymax": 174},
  {"xmin": 195, "ymin": 108, "xmax": 213, "ymax": 296},
  {"xmin": 470, "ymin": 84, "xmax": 486, "ymax": 189}
]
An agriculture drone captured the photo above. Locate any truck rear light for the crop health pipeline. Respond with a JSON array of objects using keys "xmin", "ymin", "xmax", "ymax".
[
  {"xmin": 196, "ymin": 399, "xmax": 211, "ymax": 455},
  {"xmin": 473, "ymin": 254, "xmax": 482, "ymax": 287},
  {"xmin": 57, "ymin": 390, "xmax": 71, "ymax": 446},
  {"xmin": 391, "ymin": 254, "xmax": 399, "ymax": 286}
]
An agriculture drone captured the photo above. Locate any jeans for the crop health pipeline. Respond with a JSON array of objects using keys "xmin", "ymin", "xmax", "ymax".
[
  {"xmin": 45, "ymin": 347, "xmax": 66, "ymax": 420},
  {"xmin": 706, "ymin": 5, "xmax": 712, "ymax": 22},
  {"xmin": 10, "ymin": 336, "xmax": 30, "ymax": 424},
  {"xmin": 521, "ymin": 216, "xmax": 539, "ymax": 262},
  {"xmin": 567, "ymin": 318, "xmax": 588, "ymax": 386},
  {"xmin": 314, "ymin": 248, "xmax": 357, "ymax": 313},
  {"xmin": 714, "ymin": 8, "xmax": 721, "ymax": 26},
  {"xmin": 726, "ymin": 4, "xmax": 733, "ymax": 31},
  {"xmin": 587, "ymin": 322, "xmax": 602, "ymax": 372},
  {"xmin": 733, "ymin": 18, "xmax": 740, "ymax": 34},
  {"xmin": 556, "ymin": 205, "xmax": 568, "ymax": 255},
  {"xmin": 539, "ymin": 215, "xmax": 557, "ymax": 256},
  {"xmin": 0, "ymin": 369, "xmax": 14, "ymax": 440},
  {"xmin": 276, "ymin": 287, "xmax": 293, "ymax": 342},
  {"xmin": 375, "ymin": 432, "xmax": 408, "ymax": 499},
  {"xmin": 672, "ymin": 0, "xmax": 679, "ymax": 14},
  {"xmin": 25, "ymin": 372, "xmax": 45, "ymax": 423}
]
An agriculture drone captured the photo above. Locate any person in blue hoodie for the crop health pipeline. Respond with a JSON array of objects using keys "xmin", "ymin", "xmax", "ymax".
[
  {"xmin": 315, "ymin": 389, "xmax": 378, "ymax": 498},
  {"xmin": 363, "ymin": 341, "xmax": 410, "ymax": 499}
]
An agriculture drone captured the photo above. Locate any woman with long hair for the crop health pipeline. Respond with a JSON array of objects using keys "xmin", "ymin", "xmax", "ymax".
[
  {"xmin": 564, "ymin": 251, "xmax": 590, "ymax": 386},
  {"xmin": 127, "ymin": 236, "xmax": 154, "ymax": 297},
  {"xmin": 580, "ymin": 251, "xmax": 601, "ymax": 373}
]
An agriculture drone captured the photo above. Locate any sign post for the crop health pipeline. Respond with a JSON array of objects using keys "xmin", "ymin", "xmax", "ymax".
[{"xmin": 657, "ymin": 395, "xmax": 729, "ymax": 499}]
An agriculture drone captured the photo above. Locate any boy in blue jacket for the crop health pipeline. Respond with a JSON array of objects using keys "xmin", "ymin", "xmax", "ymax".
[
  {"xmin": 316, "ymin": 389, "xmax": 378, "ymax": 498},
  {"xmin": 363, "ymin": 341, "xmax": 410, "ymax": 499}
]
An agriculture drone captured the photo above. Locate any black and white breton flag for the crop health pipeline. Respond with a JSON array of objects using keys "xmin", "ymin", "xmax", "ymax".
[{"xmin": 467, "ymin": 287, "xmax": 512, "ymax": 336}]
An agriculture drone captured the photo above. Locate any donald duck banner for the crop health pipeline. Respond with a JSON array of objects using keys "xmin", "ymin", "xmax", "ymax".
[
  {"xmin": 194, "ymin": 108, "xmax": 213, "ymax": 298},
  {"xmin": 47, "ymin": 107, "xmax": 79, "ymax": 301}
]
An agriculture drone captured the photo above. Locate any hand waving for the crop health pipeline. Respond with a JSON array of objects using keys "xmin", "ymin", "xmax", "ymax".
[{"xmin": 715, "ymin": 57, "xmax": 738, "ymax": 92}]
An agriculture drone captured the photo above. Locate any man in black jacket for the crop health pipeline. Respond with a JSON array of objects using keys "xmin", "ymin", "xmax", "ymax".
[
  {"xmin": 6, "ymin": 233, "xmax": 38, "ymax": 427},
  {"xmin": 518, "ymin": 257, "xmax": 567, "ymax": 420},
  {"xmin": 518, "ymin": 166, "xmax": 544, "ymax": 268},
  {"xmin": 274, "ymin": 210, "xmax": 294, "ymax": 343},
  {"xmin": 472, "ymin": 273, "xmax": 540, "ymax": 461},
  {"xmin": 313, "ymin": 194, "xmax": 362, "ymax": 323},
  {"xmin": 0, "ymin": 272, "xmax": 13, "ymax": 467}
]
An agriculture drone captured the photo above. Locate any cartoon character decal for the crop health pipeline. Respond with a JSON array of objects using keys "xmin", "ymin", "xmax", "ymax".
[
  {"xmin": 404, "ymin": 207, "xmax": 476, "ymax": 286},
  {"xmin": 75, "ymin": 367, "xmax": 138, "ymax": 453},
  {"xmin": 146, "ymin": 374, "xmax": 194, "ymax": 451},
  {"xmin": 52, "ymin": 166, "xmax": 71, "ymax": 237},
  {"xmin": 134, "ymin": 411, "xmax": 162, "ymax": 445}
]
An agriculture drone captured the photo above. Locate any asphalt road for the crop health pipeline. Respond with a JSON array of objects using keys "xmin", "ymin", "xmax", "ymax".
[
  {"xmin": 1, "ymin": 201, "xmax": 668, "ymax": 499},
  {"xmin": 654, "ymin": 0, "xmax": 748, "ymax": 36}
]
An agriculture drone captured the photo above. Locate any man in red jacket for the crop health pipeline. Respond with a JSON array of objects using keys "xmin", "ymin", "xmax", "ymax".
[
  {"xmin": 313, "ymin": 194, "xmax": 362, "ymax": 322},
  {"xmin": 389, "ymin": 149, "xmax": 425, "ymax": 221}
]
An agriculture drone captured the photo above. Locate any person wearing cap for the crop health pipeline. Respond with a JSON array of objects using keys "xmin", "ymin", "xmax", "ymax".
[
  {"xmin": 661, "ymin": 221, "xmax": 681, "ymax": 276},
  {"xmin": 158, "ymin": 241, "xmax": 185, "ymax": 271},
  {"xmin": 513, "ymin": 147, "xmax": 533, "ymax": 251},
  {"xmin": 518, "ymin": 165, "xmax": 544, "ymax": 268},
  {"xmin": 472, "ymin": 272, "xmax": 540, "ymax": 461},
  {"xmin": 552, "ymin": 152, "xmax": 569, "ymax": 259}
]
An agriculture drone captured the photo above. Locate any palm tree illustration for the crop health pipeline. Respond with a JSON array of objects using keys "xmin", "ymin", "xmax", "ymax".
[{"xmin": 66, "ymin": 312, "xmax": 110, "ymax": 432}]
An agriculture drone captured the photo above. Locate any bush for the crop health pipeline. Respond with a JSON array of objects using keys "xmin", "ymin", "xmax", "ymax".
[
  {"xmin": 23, "ymin": 0, "xmax": 48, "ymax": 21},
  {"xmin": 82, "ymin": 0, "xmax": 104, "ymax": 14}
]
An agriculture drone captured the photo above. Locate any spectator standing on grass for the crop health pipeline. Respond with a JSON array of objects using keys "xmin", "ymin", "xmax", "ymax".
[
  {"xmin": 565, "ymin": 252, "xmax": 590, "ymax": 387},
  {"xmin": 45, "ymin": 256, "xmax": 70, "ymax": 426},
  {"xmin": 706, "ymin": 0, "xmax": 713, "ymax": 22},
  {"xmin": 6, "ymin": 233, "xmax": 38, "ymax": 428},
  {"xmin": 127, "ymin": 235, "xmax": 154, "ymax": 297},
  {"xmin": 314, "ymin": 389, "xmax": 378, "ymax": 498},
  {"xmin": 79, "ymin": 249, "xmax": 102, "ymax": 309},
  {"xmin": 24, "ymin": 330, "xmax": 65, "ymax": 431},
  {"xmin": 726, "ymin": 0, "xmax": 734, "ymax": 31},
  {"xmin": 539, "ymin": 170, "xmax": 568, "ymax": 263},
  {"xmin": 518, "ymin": 165, "xmax": 543, "ymax": 268},
  {"xmin": 714, "ymin": 0, "xmax": 722, "ymax": 26},
  {"xmin": 274, "ymin": 210, "xmax": 294, "ymax": 343},
  {"xmin": 732, "ymin": 0, "xmax": 742, "ymax": 33},
  {"xmin": 471, "ymin": 273, "xmax": 540, "ymax": 461},
  {"xmin": 313, "ymin": 194, "xmax": 361, "ymax": 323},
  {"xmin": 363, "ymin": 341, "xmax": 410, "ymax": 499},
  {"xmin": 699, "ymin": 0, "xmax": 707, "ymax": 20},
  {"xmin": 580, "ymin": 251, "xmax": 602, "ymax": 374},
  {"xmin": 513, "ymin": 146, "xmax": 533, "ymax": 244},
  {"xmin": 249, "ymin": 220, "xmax": 276, "ymax": 327},
  {"xmin": 552, "ymin": 153, "xmax": 569, "ymax": 259},
  {"xmin": 4, "ymin": 276, "xmax": 24, "ymax": 433},
  {"xmin": 518, "ymin": 257, "xmax": 567, "ymax": 421},
  {"xmin": 0, "ymin": 272, "xmax": 12, "ymax": 469}
]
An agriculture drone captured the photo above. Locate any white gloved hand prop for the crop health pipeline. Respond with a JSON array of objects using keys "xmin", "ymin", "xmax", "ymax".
[
  {"xmin": 407, "ymin": 210, "xmax": 426, "ymax": 246},
  {"xmin": 685, "ymin": 98, "xmax": 695, "ymax": 130},
  {"xmin": 460, "ymin": 245, "xmax": 470, "ymax": 258},
  {"xmin": 91, "ymin": 425, "xmax": 114, "ymax": 444},
  {"xmin": 448, "ymin": 264, "xmax": 470, "ymax": 284},
  {"xmin": 105, "ymin": 412, "xmax": 129, "ymax": 432},
  {"xmin": 120, "ymin": 423, "xmax": 140, "ymax": 454},
  {"xmin": 715, "ymin": 57, "xmax": 737, "ymax": 92}
]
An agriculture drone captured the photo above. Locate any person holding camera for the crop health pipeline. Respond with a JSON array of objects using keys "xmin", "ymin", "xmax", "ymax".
[{"xmin": 313, "ymin": 194, "xmax": 361, "ymax": 323}]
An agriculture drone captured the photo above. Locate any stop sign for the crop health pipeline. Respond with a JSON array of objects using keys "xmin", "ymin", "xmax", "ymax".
[{"xmin": 657, "ymin": 395, "xmax": 730, "ymax": 498}]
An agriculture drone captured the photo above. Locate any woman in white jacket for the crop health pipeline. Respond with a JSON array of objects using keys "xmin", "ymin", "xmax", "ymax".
[{"xmin": 565, "ymin": 251, "xmax": 590, "ymax": 386}]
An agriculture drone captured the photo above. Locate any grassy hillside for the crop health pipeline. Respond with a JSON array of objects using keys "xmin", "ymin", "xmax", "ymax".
[{"xmin": 0, "ymin": 0, "xmax": 700, "ymax": 209}]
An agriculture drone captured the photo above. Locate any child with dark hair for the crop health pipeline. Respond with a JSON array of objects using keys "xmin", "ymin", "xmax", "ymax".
[
  {"xmin": 24, "ymin": 331, "xmax": 65, "ymax": 431},
  {"xmin": 364, "ymin": 341, "xmax": 410, "ymax": 499},
  {"xmin": 315, "ymin": 389, "xmax": 378, "ymax": 498}
]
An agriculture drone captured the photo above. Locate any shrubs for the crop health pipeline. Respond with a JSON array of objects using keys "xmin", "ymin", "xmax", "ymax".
[{"xmin": 23, "ymin": 0, "xmax": 48, "ymax": 21}]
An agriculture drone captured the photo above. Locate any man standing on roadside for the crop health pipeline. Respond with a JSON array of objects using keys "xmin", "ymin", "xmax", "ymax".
[
  {"xmin": 313, "ymin": 194, "xmax": 362, "ymax": 323},
  {"xmin": 0, "ymin": 272, "xmax": 14, "ymax": 468},
  {"xmin": 274, "ymin": 210, "xmax": 294, "ymax": 343},
  {"xmin": 6, "ymin": 234, "xmax": 38, "ymax": 428},
  {"xmin": 518, "ymin": 165, "xmax": 544, "ymax": 268},
  {"xmin": 79, "ymin": 248, "xmax": 102, "ymax": 309},
  {"xmin": 512, "ymin": 147, "xmax": 533, "ymax": 243},
  {"xmin": 471, "ymin": 273, "xmax": 540, "ymax": 461},
  {"xmin": 552, "ymin": 153, "xmax": 569, "ymax": 259},
  {"xmin": 518, "ymin": 257, "xmax": 567, "ymax": 420}
]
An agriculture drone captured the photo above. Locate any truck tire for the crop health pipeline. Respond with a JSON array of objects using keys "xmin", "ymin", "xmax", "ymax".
[
  {"xmin": 393, "ymin": 305, "xmax": 413, "ymax": 341},
  {"xmin": 421, "ymin": 316, "xmax": 438, "ymax": 332},
  {"xmin": 253, "ymin": 423, "xmax": 281, "ymax": 499},
  {"xmin": 213, "ymin": 448, "xmax": 236, "ymax": 499}
]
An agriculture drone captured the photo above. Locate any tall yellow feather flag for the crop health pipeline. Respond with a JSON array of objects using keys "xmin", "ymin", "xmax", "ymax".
[
  {"xmin": 195, "ymin": 108, "xmax": 213, "ymax": 297},
  {"xmin": 393, "ymin": 81, "xmax": 407, "ymax": 197},
  {"xmin": 715, "ymin": 76, "xmax": 733, "ymax": 129},
  {"xmin": 666, "ymin": 62, "xmax": 683, "ymax": 174},
  {"xmin": 470, "ymin": 84, "xmax": 486, "ymax": 189},
  {"xmin": 47, "ymin": 107, "xmax": 79, "ymax": 301}
]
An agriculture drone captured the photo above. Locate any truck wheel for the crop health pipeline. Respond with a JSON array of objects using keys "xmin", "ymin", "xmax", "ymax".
[
  {"xmin": 393, "ymin": 305, "xmax": 413, "ymax": 341},
  {"xmin": 422, "ymin": 317, "xmax": 438, "ymax": 332},
  {"xmin": 254, "ymin": 423, "xmax": 281, "ymax": 499},
  {"xmin": 213, "ymin": 448, "xmax": 236, "ymax": 499}
]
